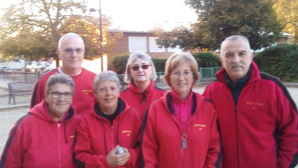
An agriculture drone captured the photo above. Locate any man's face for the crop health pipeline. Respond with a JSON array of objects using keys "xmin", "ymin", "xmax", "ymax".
[
  {"xmin": 57, "ymin": 37, "xmax": 85, "ymax": 71},
  {"xmin": 220, "ymin": 39, "xmax": 254, "ymax": 83}
]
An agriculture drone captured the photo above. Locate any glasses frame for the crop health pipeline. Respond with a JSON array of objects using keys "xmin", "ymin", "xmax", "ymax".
[
  {"xmin": 171, "ymin": 71, "xmax": 194, "ymax": 79},
  {"xmin": 61, "ymin": 48, "xmax": 85, "ymax": 55},
  {"xmin": 48, "ymin": 91, "xmax": 73, "ymax": 99},
  {"xmin": 131, "ymin": 64, "xmax": 150, "ymax": 71}
]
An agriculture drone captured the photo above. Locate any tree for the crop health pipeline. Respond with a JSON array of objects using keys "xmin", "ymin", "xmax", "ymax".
[
  {"xmin": 155, "ymin": 0, "xmax": 282, "ymax": 50},
  {"xmin": 271, "ymin": 0, "xmax": 298, "ymax": 44},
  {"xmin": 0, "ymin": 0, "xmax": 122, "ymax": 66}
]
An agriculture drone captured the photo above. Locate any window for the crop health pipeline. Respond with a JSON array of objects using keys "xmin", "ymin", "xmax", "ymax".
[
  {"xmin": 149, "ymin": 37, "xmax": 165, "ymax": 52},
  {"xmin": 128, "ymin": 37, "xmax": 147, "ymax": 52},
  {"xmin": 167, "ymin": 46, "xmax": 182, "ymax": 52}
]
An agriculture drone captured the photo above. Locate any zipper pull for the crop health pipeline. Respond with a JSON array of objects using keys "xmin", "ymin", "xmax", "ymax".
[
  {"xmin": 57, "ymin": 123, "xmax": 60, "ymax": 127},
  {"xmin": 181, "ymin": 134, "xmax": 188, "ymax": 149}
]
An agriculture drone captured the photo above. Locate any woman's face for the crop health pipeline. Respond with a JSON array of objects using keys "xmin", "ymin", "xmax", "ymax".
[
  {"xmin": 130, "ymin": 58, "xmax": 152, "ymax": 83},
  {"xmin": 95, "ymin": 80, "xmax": 119, "ymax": 114},
  {"xmin": 170, "ymin": 62, "xmax": 194, "ymax": 99}
]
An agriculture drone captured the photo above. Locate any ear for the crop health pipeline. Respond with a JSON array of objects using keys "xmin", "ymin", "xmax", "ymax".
[
  {"xmin": 56, "ymin": 49, "xmax": 61, "ymax": 60},
  {"xmin": 219, "ymin": 56, "xmax": 223, "ymax": 65},
  {"xmin": 250, "ymin": 52, "xmax": 255, "ymax": 60}
]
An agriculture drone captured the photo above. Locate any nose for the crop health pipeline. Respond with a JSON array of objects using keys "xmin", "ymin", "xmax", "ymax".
[{"xmin": 232, "ymin": 55, "xmax": 240, "ymax": 63}]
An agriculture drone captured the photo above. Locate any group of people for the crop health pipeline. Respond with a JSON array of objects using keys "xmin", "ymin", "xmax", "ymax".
[{"xmin": 0, "ymin": 33, "xmax": 297, "ymax": 168}]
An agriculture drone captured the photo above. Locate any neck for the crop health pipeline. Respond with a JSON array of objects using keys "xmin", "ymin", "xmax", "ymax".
[
  {"xmin": 99, "ymin": 105, "xmax": 117, "ymax": 116},
  {"xmin": 50, "ymin": 112, "xmax": 65, "ymax": 121},
  {"xmin": 60, "ymin": 67, "xmax": 82, "ymax": 76},
  {"xmin": 134, "ymin": 80, "xmax": 150, "ymax": 92}
]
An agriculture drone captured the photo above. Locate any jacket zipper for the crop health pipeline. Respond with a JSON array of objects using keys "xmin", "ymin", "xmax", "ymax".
[
  {"xmin": 57, "ymin": 123, "xmax": 62, "ymax": 168},
  {"xmin": 234, "ymin": 104, "xmax": 240, "ymax": 168}
]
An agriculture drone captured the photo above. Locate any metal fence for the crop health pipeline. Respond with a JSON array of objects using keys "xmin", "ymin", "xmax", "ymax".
[
  {"xmin": 155, "ymin": 66, "xmax": 221, "ymax": 85},
  {"xmin": 0, "ymin": 68, "xmax": 42, "ymax": 83}
]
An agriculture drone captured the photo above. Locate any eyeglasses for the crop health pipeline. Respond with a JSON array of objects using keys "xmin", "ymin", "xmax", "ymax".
[
  {"xmin": 49, "ymin": 91, "xmax": 73, "ymax": 99},
  {"xmin": 171, "ymin": 71, "xmax": 193, "ymax": 79},
  {"xmin": 61, "ymin": 48, "xmax": 85, "ymax": 54},
  {"xmin": 131, "ymin": 64, "xmax": 150, "ymax": 71}
]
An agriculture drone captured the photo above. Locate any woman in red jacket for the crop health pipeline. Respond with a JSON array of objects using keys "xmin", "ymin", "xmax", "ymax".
[
  {"xmin": 120, "ymin": 52, "xmax": 165, "ymax": 120},
  {"xmin": 141, "ymin": 52, "xmax": 221, "ymax": 168},
  {"xmin": 74, "ymin": 71, "xmax": 142, "ymax": 168},
  {"xmin": 0, "ymin": 73, "xmax": 80, "ymax": 168}
]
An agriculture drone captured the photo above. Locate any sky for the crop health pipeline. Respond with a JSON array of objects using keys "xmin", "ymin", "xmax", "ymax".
[
  {"xmin": 89, "ymin": 0, "xmax": 198, "ymax": 31},
  {"xmin": 0, "ymin": 0, "xmax": 198, "ymax": 31}
]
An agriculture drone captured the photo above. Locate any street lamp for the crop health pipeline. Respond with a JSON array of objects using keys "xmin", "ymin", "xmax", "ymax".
[{"xmin": 90, "ymin": 0, "xmax": 104, "ymax": 72}]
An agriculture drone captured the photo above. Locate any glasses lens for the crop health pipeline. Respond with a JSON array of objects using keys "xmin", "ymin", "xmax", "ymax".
[
  {"xmin": 131, "ymin": 65, "xmax": 150, "ymax": 71},
  {"xmin": 141, "ymin": 65, "xmax": 149, "ymax": 70},
  {"xmin": 132, "ymin": 66, "xmax": 139, "ymax": 71},
  {"xmin": 50, "ymin": 92, "xmax": 72, "ymax": 99}
]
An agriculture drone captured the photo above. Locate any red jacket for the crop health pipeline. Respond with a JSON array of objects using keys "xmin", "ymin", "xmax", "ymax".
[
  {"xmin": 120, "ymin": 81, "xmax": 165, "ymax": 119},
  {"xmin": 0, "ymin": 100, "xmax": 80, "ymax": 168},
  {"xmin": 203, "ymin": 62, "xmax": 298, "ymax": 168},
  {"xmin": 74, "ymin": 98, "xmax": 142, "ymax": 168},
  {"xmin": 141, "ymin": 91, "xmax": 221, "ymax": 168},
  {"xmin": 30, "ymin": 67, "xmax": 96, "ymax": 115}
]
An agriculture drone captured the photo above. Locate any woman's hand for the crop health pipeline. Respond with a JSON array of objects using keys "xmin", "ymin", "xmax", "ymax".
[{"xmin": 106, "ymin": 145, "xmax": 131, "ymax": 167}]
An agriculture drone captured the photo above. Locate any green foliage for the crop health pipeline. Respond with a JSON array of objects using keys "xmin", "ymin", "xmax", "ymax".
[
  {"xmin": 156, "ymin": 0, "xmax": 282, "ymax": 50},
  {"xmin": 256, "ymin": 44, "xmax": 298, "ymax": 81},
  {"xmin": 152, "ymin": 58, "xmax": 167, "ymax": 72},
  {"xmin": 192, "ymin": 52, "xmax": 220, "ymax": 67},
  {"xmin": 111, "ymin": 55, "xmax": 129, "ymax": 74},
  {"xmin": 111, "ymin": 55, "xmax": 167, "ymax": 73}
]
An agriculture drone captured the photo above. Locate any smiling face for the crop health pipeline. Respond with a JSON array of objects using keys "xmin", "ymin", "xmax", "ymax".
[
  {"xmin": 95, "ymin": 80, "xmax": 120, "ymax": 115},
  {"xmin": 130, "ymin": 58, "xmax": 152, "ymax": 84},
  {"xmin": 220, "ymin": 38, "xmax": 254, "ymax": 83},
  {"xmin": 170, "ymin": 62, "xmax": 194, "ymax": 101},
  {"xmin": 57, "ymin": 37, "xmax": 85, "ymax": 75},
  {"xmin": 46, "ymin": 83, "xmax": 73, "ymax": 120}
]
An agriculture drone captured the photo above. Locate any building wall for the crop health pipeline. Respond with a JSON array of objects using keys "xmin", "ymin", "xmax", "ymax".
[{"xmin": 106, "ymin": 31, "xmax": 179, "ymax": 69}]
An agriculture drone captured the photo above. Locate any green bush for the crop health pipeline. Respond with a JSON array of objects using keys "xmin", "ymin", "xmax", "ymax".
[
  {"xmin": 256, "ymin": 44, "xmax": 298, "ymax": 81},
  {"xmin": 152, "ymin": 58, "xmax": 167, "ymax": 72},
  {"xmin": 192, "ymin": 52, "xmax": 220, "ymax": 67},
  {"xmin": 111, "ymin": 54, "xmax": 129, "ymax": 74}
]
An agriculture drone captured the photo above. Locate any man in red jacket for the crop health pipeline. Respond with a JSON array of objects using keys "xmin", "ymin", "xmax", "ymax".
[
  {"xmin": 203, "ymin": 35, "xmax": 298, "ymax": 168},
  {"xmin": 30, "ymin": 33, "xmax": 96, "ymax": 115}
]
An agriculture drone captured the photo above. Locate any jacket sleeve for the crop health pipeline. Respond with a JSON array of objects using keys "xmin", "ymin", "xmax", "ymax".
[
  {"xmin": 275, "ymin": 87, "xmax": 298, "ymax": 168},
  {"xmin": 0, "ymin": 117, "xmax": 28, "ymax": 168},
  {"xmin": 125, "ymin": 116, "xmax": 142, "ymax": 168},
  {"xmin": 30, "ymin": 79, "xmax": 46, "ymax": 108},
  {"xmin": 204, "ymin": 107, "xmax": 221, "ymax": 168},
  {"xmin": 74, "ymin": 119, "xmax": 110, "ymax": 168},
  {"xmin": 141, "ymin": 106, "xmax": 159, "ymax": 168}
]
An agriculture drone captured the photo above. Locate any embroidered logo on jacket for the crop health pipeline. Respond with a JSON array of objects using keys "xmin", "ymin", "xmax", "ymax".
[
  {"xmin": 246, "ymin": 101, "xmax": 264, "ymax": 110},
  {"xmin": 194, "ymin": 124, "xmax": 206, "ymax": 131},
  {"xmin": 122, "ymin": 130, "xmax": 132, "ymax": 136},
  {"xmin": 82, "ymin": 90, "xmax": 93, "ymax": 95}
]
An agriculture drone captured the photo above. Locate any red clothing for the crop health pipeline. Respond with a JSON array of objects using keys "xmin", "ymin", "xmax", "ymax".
[
  {"xmin": 171, "ymin": 89, "xmax": 193, "ymax": 131},
  {"xmin": 0, "ymin": 100, "xmax": 80, "ymax": 168},
  {"xmin": 30, "ymin": 67, "xmax": 96, "ymax": 115},
  {"xmin": 74, "ymin": 98, "xmax": 142, "ymax": 168},
  {"xmin": 120, "ymin": 81, "xmax": 165, "ymax": 119},
  {"xmin": 141, "ymin": 91, "xmax": 221, "ymax": 168},
  {"xmin": 203, "ymin": 62, "xmax": 298, "ymax": 168}
]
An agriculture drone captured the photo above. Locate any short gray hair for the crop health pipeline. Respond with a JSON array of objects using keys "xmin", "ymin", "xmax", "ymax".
[
  {"xmin": 93, "ymin": 71, "xmax": 121, "ymax": 92},
  {"xmin": 220, "ymin": 35, "xmax": 251, "ymax": 57},
  {"xmin": 46, "ymin": 73, "xmax": 75, "ymax": 93},
  {"xmin": 124, "ymin": 52, "xmax": 157, "ymax": 83},
  {"xmin": 58, "ymin": 33, "xmax": 85, "ymax": 49}
]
